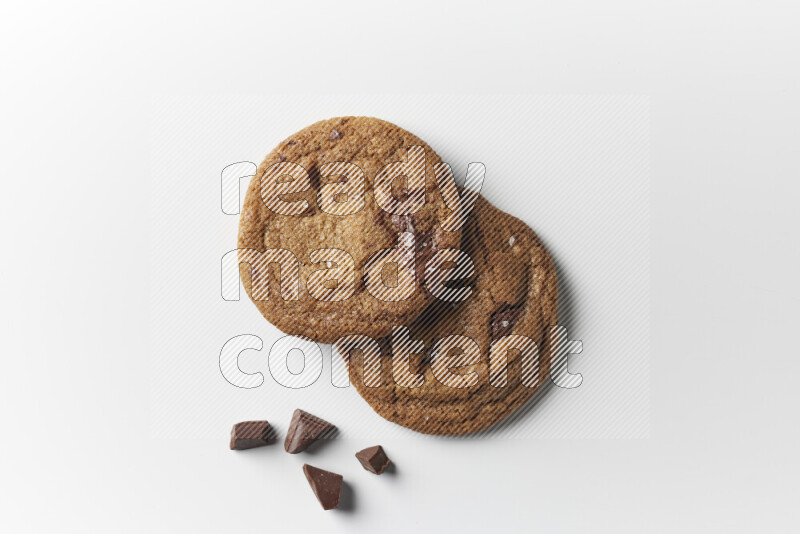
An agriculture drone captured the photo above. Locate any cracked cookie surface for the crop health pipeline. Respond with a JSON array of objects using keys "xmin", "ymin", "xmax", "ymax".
[
  {"xmin": 337, "ymin": 196, "xmax": 558, "ymax": 435},
  {"xmin": 238, "ymin": 117, "xmax": 461, "ymax": 343}
]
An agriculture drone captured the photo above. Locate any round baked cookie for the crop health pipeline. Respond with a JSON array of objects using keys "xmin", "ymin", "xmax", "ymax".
[
  {"xmin": 336, "ymin": 196, "xmax": 558, "ymax": 435},
  {"xmin": 238, "ymin": 117, "xmax": 461, "ymax": 343}
]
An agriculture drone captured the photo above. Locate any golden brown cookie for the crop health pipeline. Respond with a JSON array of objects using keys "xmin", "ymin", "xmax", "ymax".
[
  {"xmin": 238, "ymin": 117, "xmax": 461, "ymax": 343},
  {"xmin": 337, "ymin": 196, "xmax": 558, "ymax": 435}
]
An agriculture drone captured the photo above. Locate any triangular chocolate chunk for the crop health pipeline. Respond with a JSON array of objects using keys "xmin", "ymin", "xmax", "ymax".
[
  {"xmin": 303, "ymin": 464, "xmax": 342, "ymax": 510},
  {"xmin": 229, "ymin": 421, "xmax": 273, "ymax": 450},
  {"xmin": 355, "ymin": 445, "xmax": 391, "ymax": 474},
  {"xmin": 284, "ymin": 409, "xmax": 335, "ymax": 454}
]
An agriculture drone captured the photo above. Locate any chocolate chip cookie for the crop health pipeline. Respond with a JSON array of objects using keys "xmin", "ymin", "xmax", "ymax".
[
  {"xmin": 238, "ymin": 117, "xmax": 461, "ymax": 343},
  {"xmin": 337, "ymin": 196, "xmax": 558, "ymax": 435}
]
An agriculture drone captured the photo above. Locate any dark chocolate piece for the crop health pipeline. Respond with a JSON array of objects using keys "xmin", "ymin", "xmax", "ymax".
[
  {"xmin": 229, "ymin": 421, "xmax": 272, "ymax": 450},
  {"xmin": 303, "ymin": 464, "xmax": 342, "ymax": 510},
  {"xmin": 284, "ymin": 409, "xmax": 335, "ymax": 454},
  {"xmin": 489, "ymin": 302, "xmax": 523, "ymax": 340},
  {"xmin": 355, "ymin": 445, "xmax": 391, "ymax": 475},
  {"xmin": 390, "ymin": 213, "xmax": 414, "ymax": 234},
  {"xmin": 298, "ymin": 204, "xmax": 317, "ymax": 217},
  {"xmin": 308, "ymin": 165, "xmax": 321, "ymax": 191},
  {"xmin": 415, "ymin": 228, "xmax": 440, "ymax": 283}
]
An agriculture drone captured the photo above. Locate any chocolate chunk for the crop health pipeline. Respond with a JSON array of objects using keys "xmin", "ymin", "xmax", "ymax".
[
  {"xmin": 444, "ymin": 275, "xmax": 473, "ymax": 290},
  {"xmin": 415, "ymin": 228, "xmax": 440, "ymax": 283},
  {"xmin": 308, "ymin": 165, "xmax": 321, "ymax": 191},
  {"xmin": 490, "ymin": 303, "xmax": 523, "ymax": 340},
  {"xmin": 386, "ymin": 215, "xmax": 442, "ymax": 284},
  {"xmin": 303, "ymin": 464, "xmax": 342, "ymax": 510},
  {"xmin": 415, "ymin": 342, "xmax": 436, "ymax": 371},
  {"xmin": 355, "ymin": 445, "xmax": 391, "ymax": 475},
  {"xmin": 229, "ymin": 421, "xmax": 273, "ymax": 450},
  {"xmin": 298, "ymin": 203, "xmax": 316, "ymax": 217},
  {"xmin": 390, "ymin": 213, "xmax": 414, "ymax": 234},
  {"xmin": 284, "ymin": 409, "xmax": 335, "ymax": 453}
]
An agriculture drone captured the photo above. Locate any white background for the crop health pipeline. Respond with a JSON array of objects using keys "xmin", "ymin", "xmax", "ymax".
[{"xmin": 2, "ymin": 1, "xmax": 799, "ymax": 532}]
